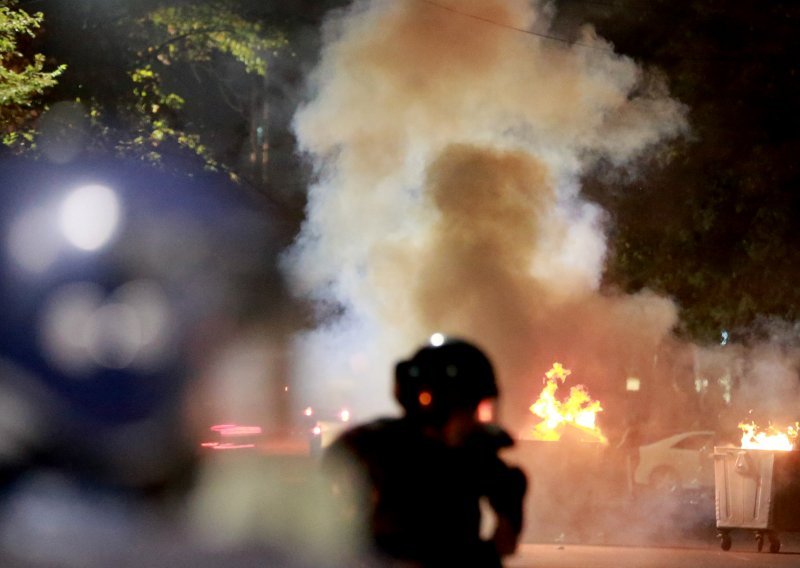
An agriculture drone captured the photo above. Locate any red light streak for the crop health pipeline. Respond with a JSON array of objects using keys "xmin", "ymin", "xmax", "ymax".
[
  {"xmin": 201, "ymin": 423, "xmax": 263, "ymax": 451},
  {"xmin": 209, "ymin": 423, "xmax": 263, "ymax": 436}
]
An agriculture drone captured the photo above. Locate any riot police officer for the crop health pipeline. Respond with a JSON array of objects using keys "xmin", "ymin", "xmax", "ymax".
[{"xmin": 322, "ymin": 336, "xmax": 527, "ymax": 567}]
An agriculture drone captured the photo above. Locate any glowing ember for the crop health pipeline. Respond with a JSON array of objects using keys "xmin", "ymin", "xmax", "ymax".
[
  {"xmin": 528, "ymin": 363, "xmax": 607, "ymax": 444},
  {"xmin": 739, "ymin": 421, "xmax": 799, "ymax": 451}
]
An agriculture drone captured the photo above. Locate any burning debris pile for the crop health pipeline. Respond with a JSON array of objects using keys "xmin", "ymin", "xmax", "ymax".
[{"xmin": 526, "ymin": 363, "xmax": 607, "ymax": 444}]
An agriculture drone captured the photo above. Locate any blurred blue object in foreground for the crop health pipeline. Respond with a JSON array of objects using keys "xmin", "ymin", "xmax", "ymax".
[{"xmin": 0, "ymin": 156, "xmax": 302, "ymax": 566}]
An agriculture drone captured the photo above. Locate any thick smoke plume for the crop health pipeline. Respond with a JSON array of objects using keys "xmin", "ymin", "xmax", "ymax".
[{"xmin": 287, "ymin": 0, "xmax": 688, "ymax": 424}]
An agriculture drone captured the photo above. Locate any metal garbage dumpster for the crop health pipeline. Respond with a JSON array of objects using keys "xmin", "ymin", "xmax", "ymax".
[{"xmin": 714, "ymin": 446, "xmax": 800, "ymax": 552}]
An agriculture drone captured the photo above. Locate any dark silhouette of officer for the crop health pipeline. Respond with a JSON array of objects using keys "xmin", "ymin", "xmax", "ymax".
[{"xmin": 322, "ymin": 336, "xmax": 527, "ymax": 567}]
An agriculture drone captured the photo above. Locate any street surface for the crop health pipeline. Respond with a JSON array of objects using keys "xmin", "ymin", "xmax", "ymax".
[
  {"xmin": 508, "ymin": 543, "xmax": 800, "ymax": 568},
  {"xmin": 8, "ymin": 447, "xmax": 800, "ymax": 568}
]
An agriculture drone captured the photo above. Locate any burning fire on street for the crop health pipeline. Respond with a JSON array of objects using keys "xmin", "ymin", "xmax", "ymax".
[
  {"xmin": 526, "ymin": 363, "xmax": 607, "ymax": 445},
  {"xmin": 738, "ymin": 421, "xmax": 799, "ymax": 451}
]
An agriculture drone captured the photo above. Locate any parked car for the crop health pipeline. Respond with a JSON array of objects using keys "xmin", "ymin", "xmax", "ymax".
[{"xmin": 634, "ymin": 430, "xmax": 719, "ymax": 494}]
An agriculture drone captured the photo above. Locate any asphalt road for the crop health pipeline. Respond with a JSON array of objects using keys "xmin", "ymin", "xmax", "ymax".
[
  {"xmin": 507, "ymin": 543, "xmax": 800, "ymax": 568},
  {"xmin": 4, "ymin": 449, "xmax": 798, "ymax": 568}
]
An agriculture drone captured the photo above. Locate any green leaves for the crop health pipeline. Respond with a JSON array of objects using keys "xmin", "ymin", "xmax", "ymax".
[
  {"xmin": 4, "ymin": 0, "xmax": 288, "ymax": 177},
  {"xmin": 582, "ymin": 1, "xmax": 800, "ymax": 342},
  {"xmin": 1, "ymin": 0, "xmax": 65, "ymax": 148},
  {"xmin": 0, "ymin": 0, "xmax": 41, "ymax": 53},
  {"xmin": 113, "ymin": 62, "xmax": 215, "ymax": 170},
  {"xmin": 0, "ymin": 52, "xmax": 65, "ymax": 106},
  {"xmin": 144, "ymin": 2, "xmax": 287, "ymax": 76},
  {"xmin": 111, "ymin": 1, "xmax": 287, "ymax": 173}
]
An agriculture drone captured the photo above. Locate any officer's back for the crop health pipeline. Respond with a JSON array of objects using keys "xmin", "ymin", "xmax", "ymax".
[{"xmin": 322, "ymin": 336, "xmax": 526, "ymax": 567}]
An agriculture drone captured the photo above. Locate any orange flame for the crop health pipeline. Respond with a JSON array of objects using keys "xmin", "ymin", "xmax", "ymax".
[
  {"xmin": 528, "ymin": 363, "xmax": 607, "ymax": 444},
  {"xmin": 739, "ymin": 421, "xmax": 798, "ymax": 451}
]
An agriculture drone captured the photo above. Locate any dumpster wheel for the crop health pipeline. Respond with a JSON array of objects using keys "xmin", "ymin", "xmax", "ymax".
[
  {"xmin": 768, "ymin": 532, "xmax": 781, "ymax": 553},
  {"xmin": 719, "ymin": 531, "xmax": 732, "ymax": 551}
]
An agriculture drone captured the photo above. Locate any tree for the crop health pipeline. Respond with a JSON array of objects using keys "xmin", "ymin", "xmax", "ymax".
[
  {"xmin": 568, "ymin": 1, "xmax": 800, "ymax": 343},
  {"xmin": 4, "ymin": 0, "xmax": 288, "ymax": 180},
  {"xmin": 113, "ymin": 2, "xmax": 288, "ymax": 175},
  {"xmin": 0, "ymin": 0, "xmax": 65, "ymax": 146}
]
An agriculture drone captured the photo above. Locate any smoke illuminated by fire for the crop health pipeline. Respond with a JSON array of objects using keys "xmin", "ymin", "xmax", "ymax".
[
  {"xmin": 527, "ymin": 363, "xmax": 607, "ymax": 444},
  {"xmin": 739, "ymin": 421, "xmax": 799, "ymax": 451},
  {"xmin": 288, "ymin": 0, "xmax": 686, "ymax": 420}
]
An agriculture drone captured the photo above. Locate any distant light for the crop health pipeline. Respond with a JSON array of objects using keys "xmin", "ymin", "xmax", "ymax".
[
  {"xmin": 212, "ymin": 443, "xmax": 256, "ymax": 451},
  {"xmin": 284, "ymin": 385, "xmax": 289, "ymax": 392},
  {"xmin": 86, "ymin": 301, "xmax": 141, "ymax": 369},
  {"xmin": 210, "ymin": 424, "xmax": 238, "ymax": 433},
  {"xmin": 418, "ymin": 391, "xmax": 433, "ymax": 407},
  {"xmin": 60, "ymin": 184, "xmax": 120, "ymax": 251},
  {"xmin": 477, "ymin": 400, "xmax": 494, "ymax": 423},
  {"xmin": 209, "ymin": 424, "xmax": 262, "ymax": 437},
  {"xmin": 626, "ymin": 377, "xmax": 641, "ymax": 392},
  {"xmin": 430, "ymin": 332, "xmax": 446, "ymax": 347},
  {"xmin": 39, "ymin": 279, "xmax": 174, "ymax": 374},
  {"xmin": 220, "ymin": 425, "xmax": 262, "ymax": 437},
  {"xmin": 339, "ymin": 409, "xmax": 351, "ymax": 422},
  {"xmin": 201, "ymin": 426, "xmax": 261, "ymax": 449},
  {"xmin": 312, "ymin": 425, "xmax": 322, "ymax": 436},
  {"xmin": 39, "ymin": 282, "xmax": 103, "ymax": 375},
  {"xmin": 112, "ymin": 280, "xmax": 173, "ymax": 366},
  {"xmin": 7, "ymin": 206, "xmax": 60, "ymax": 273},
  {"xmin": 304, "ymin": 406, "xmax": 314, "ymax": 417}
]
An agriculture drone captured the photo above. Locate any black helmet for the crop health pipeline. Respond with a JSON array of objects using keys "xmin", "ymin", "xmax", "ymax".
[{"xmin": 394, "ymin": 335, "xmax": 497, "ymax": 421}]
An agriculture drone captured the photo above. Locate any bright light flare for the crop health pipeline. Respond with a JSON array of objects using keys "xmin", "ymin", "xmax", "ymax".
[
  {"xmin": 429, "ymin": 332, "xmax": 446, "ymax": 347},
  {"xmin": 739, "ymin": 421, "xmax": 798, "ymax": 451},
  {"xmin": 60, "ymin": 184, "xmax": 120, "ymax": 251},
  {"xmin": 339, "ymin": 408, "xmax": 351, "ymax": 422},
  {"xmin": 626, "ymin": 377, "xmax": 641, "ymax": 392}
]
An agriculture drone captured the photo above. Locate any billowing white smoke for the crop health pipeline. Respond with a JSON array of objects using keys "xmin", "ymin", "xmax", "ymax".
[{"xmin": 286, "ymin": 0, "xmax": 687, "ymax": 423}]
